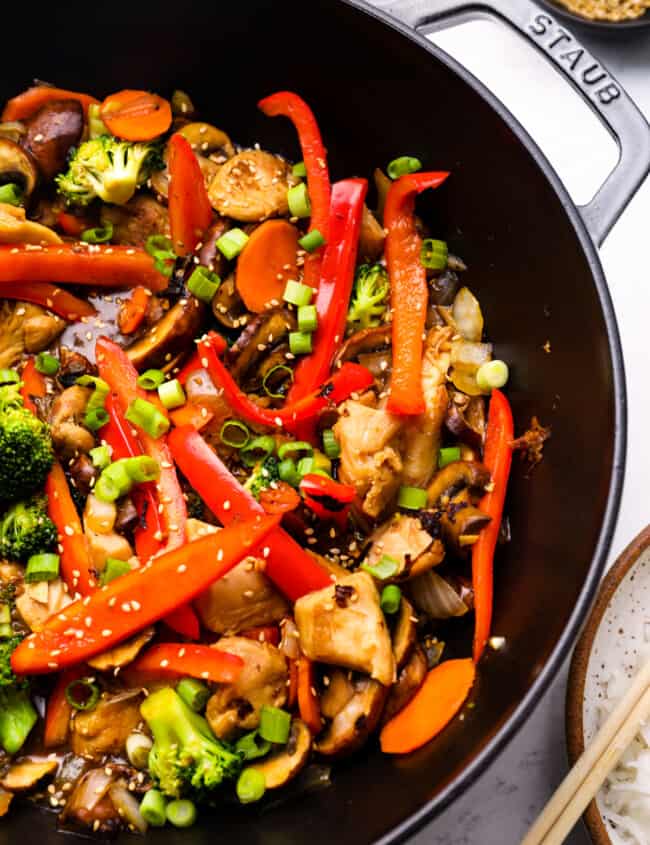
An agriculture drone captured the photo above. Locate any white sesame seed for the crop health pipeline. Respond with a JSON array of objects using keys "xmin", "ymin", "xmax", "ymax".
[{"xmin": 101, "ymin": 629, "xmax": 112, "ymax": 638}]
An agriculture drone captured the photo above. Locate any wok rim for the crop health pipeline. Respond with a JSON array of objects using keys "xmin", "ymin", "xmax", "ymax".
[{"xmin": 339, "ymin": 1, "xmax": 627, "ymax": 841}]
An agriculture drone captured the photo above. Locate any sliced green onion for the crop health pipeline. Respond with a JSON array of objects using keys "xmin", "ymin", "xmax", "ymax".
[
  {"xmin": 137, "ymin": 369, "xmax": 166, "ymax": 391},
  {"xmin": 387, "ymin": 156, "xmax": 422, "ymax": 179},
  {"xmin": 0, "ymin": 183, "xmax": 23, "ymax": 206},
  {"xmin": 278, "ymin": 458, "xmax": 301, "ymax": 487},
  {"xmin": 126, "ymin": 732, "xmax": 153, "ymax": 769},
  {"xmin": 298, "ymin": 229, "xmax": 326, "ymax": 252},
  {"xmin": 438, "ymin": 446, "xmax": 461, "ymax": 469},
  {"xmin": 0, "ymin": 369, "xmax": 19, "ymax": 384},
  {"xmin": 216, "ymin": 228, "xmax": 249, "ymax": 260},
  {"xmin": 25, "ymin": 553, "xmax": 60, "ymax": 583},
  {"xmin": 88, "ymin": 103, "xmax": 108, "ymax": 139},
  {"xmin": 125, "ymin": 397, "xmax": 170, "ymax": 439},
  {"xmin": 322, "ymin": 429, "xmax": 340, "ymax": 460},
  {"xmin": 176, "ymin": 678, "xmax": 210, "ymax": 713},
  {"xmin": 283, "ymin": 280, "xmax": 314, "ymax": 307},
  {"xmin": 297, "ymin": 451, "xmax": 331, "ymax": 478},
  {"xmin": 220, "ymin": 419, "xmax": 250, "ymax": 449},
  {"xmin": 380, "ymin": 584, "xmax": 402, "ymax": 615},
  {"xmin": 34, "ymin": 352, "xmax": 59, "ymax": 375},
  {"xmin": 158, "ymin": 378, "xmax": 186, "ymax": 410},
  {"xmin": 77, "ymin": 375, "xmax": 110, "ymax": 432},
  {"xmin": 292, "ymin": 161, "xmax": 307, "ymax": 179},
  {"xmin": 145, "ymin": 234, "xmax": 176, "ymax": 278},
  {"xmin": 235, "ymin": 730, "xmax": 272, "ymax": 761},
  {"xmin": 262, "ymin": 364, "xmax": 293, "ymax": 399},
  {"xmin": 277, "ymin": 441, "xmax": 313, "ymax": 461},
  {"xmin": 420, "ymin": 238, "xmax": 448, "ymax": 271},
  {"xmin": 476, "ymin": 359, "xmax": 509, "ymax": 391},
  {"xmin": 0, "ymin": 625, "xmax": 11, "ymax": 639},
  {"xmin": 0, "ymin": 605, "xmax": 11, "ymax": 639},
  {"xmin": 65, "ymin": 678, "xmax": 100, "ymax": 711},
  {"xmin": 289, "ymin": 331, "xmax": 312, "ymax": 356},
  {"xmin": 85, "ymin": 408, "xmax": 109, "ymax": 431},
  {"xmin": 140, "ymin": 788, "xmax": 167, "ymax": 827},
  {"xmin": 297, "ymin": 305, "xmax": 318, "ymax": 333},
  {"xmin": 237, "ymin": 768, "xmax": 266, "ymax": 804},
  {"xmin": 100, "ymin": 557, "xmax": 132, "ymax": 586},
  {"xmin": 397, "ymin": 485, "xmax": 428, "ymax": 510},
  {"xmin": 361, "ymin": 554, "xmax": 399, "ymax": 580},
  {"xmin": 258, "ymin": 706, "xmax": 291, "ymax": 744},
  {"xmin": 287, "ymin": 183, "xmax": 311, "ymax": 218},
  {"xmin": 81, "ymin": 222, "xmax": 113, "ymax": 244},
  {"xmin": 241, "ymin": 435, "xmax": 275, "ymax": 467},
  {"xmin": 166, "ymin": 799, "xmax": 197, "ymax": 828},
  {"xmin": 95, "ymin": 456, "xmax": 160, "ymax": 502},
  {"xmin": 90, "ymin": 444, "xmax": 111, "ymax": 469},
  {"xmin": 187, "ymin": 266, "xmax": 221, "ymax": 303}
]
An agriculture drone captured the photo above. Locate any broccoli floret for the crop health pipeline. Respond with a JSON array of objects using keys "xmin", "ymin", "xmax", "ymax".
[
  {"xmin": 0, "ymin": 495, "xmax": 57, "ymax": 563},
  {"xmin": 141, "ymin": 687, "xmax": 242, "ymax": 801},
  {"xmin": 56, "ymin": 134, "xmax": 164, "ymax": 207},
  {"xmin": 346, "ymin": 263, "xmax": 390, "ymax": 331},
  {"xmin": 0, "ymin": 385, "xmax": 54, "ymax": 502},
  {"xmin": 243, "ymin": 455, "xmax": 279, "ymax": 500},
  {"xmin": 0, "ymin": 637, "xmax": 37, "ymax": 754}
]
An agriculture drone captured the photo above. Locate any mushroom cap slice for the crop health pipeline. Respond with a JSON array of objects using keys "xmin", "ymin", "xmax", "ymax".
[
  {"xmin": 316, "ymin": 675, "xmax": 388, "ymax": 758},
  {"xmin": 381, "ymin": 645, "xmax": 428, "ymax": 725},
  {"xmin": 250, "ymin": 719, "xmax": 311, "ymax": 789},
  {"xmin": 1, "ymin": 759, "xmax": 58, "ymax": 792},
  {"xmin": 392, "ymin": 597, "xmax": 417, "ymax": 671},
  {"xmin": 0, "ymin": 138, "xmax": 38, "ymax": 201},
  {"xmin": 208, "ymin": 150, "xmax": 294, "ymax": 221},
  {"xmin": 126, "ymin": 297, "xmax": 205, "ymax": 371},
  {"xmin": 178, "ymin": 122, "xmax": 235, "ymax": 158},
  {"xmin": 24, "ymin": 99, "xmax": 84, "ymax": 181},
  {"xmin": 0, "ymin": 203, "xmax": 61, "ymax": 245},
  {"xmin": 426, "ymin": 460, "xmax": 491, "ymax": 507},
  {"xmin": 87, "ymin": 626, "xmax": 155, "ymax": 671}
]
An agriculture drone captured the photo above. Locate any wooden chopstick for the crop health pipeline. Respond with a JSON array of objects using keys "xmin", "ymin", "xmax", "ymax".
[{"xmin": 522, "ymin": 654, "xmax": 650, "ymax": 845}]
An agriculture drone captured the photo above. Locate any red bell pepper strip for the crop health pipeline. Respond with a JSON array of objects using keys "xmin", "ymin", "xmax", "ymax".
[
  {"xmin": 168, "ymin": 426, "xmax": 332, "ymax": 601},
  {"xmin": 11, "ymin": 513, "xmax": 280, "ymax": 675},
  {"xmin": 176, "ymin": 331, "xmax": 227, "ymax": 385},
  {"xmin": 259, "ymin": 482, "xmax": 301, "ymax": 515},
  {"xmin": 56, "ymin": 211, "xmax": 89, "ymax": 238},
  {"xmin": 287, "ymin": 178, "xmax": 367, "ymax": 405},
  {"xmin": 0, "ymin": 243, "xmax": 168, "ymax": 292},
  {"xmin": 199, "ymin": 337, "xmax": 373, "ymax": 431},
  {"xmin": 45, "ymin": 462, "xmax": 96, "ymax": 597},
  {"xmin": 125, "ymin": 644, "xmax": 243, "ymax": 685},
  {"xmin": 240, "ymin": 625, "xmax": 280, "ymax": 646},
  {"xmin": 2, "ymin": 281, "xmax": 96, "ymax": 322},
  {"xmin": 300, "ymin": 473, "xmax": 356, "ymax": 529},
  {"xmin": 297, "ymin": 657, "xmax": 322, "ymax": 735},
  {"xmin": 19, "ymin": 358, "xmax": 46, "ymax": 414},
  {"xmin": 258, "ymin": 91, "xmax": 330, "ymax": 292},
  {"xmin": 117, "ymin": 286, "xmax": 150, "ymax": 334},
  {"xmin": 384, "ymin": 172, "xmax": 450, "ymax": 416},
  {"xmin": 2, "ymin": 86, "xmax": 99, "ymax": 121},
  {"xmin": 472, "ymin": 389, "xmax": 514, "ymax": 663},
  {"xmin": 43, "ymin": 667, "xmax": 86, "ymax": 749},
  {"xmin": 168, "ymin": 133, "xmax": 213, "ymax": 257}
]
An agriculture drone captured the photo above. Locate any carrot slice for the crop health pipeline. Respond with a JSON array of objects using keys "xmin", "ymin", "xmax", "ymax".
[
  {"xmin": 235, "ymin": 219, "xmax": 298, "ymax": 312},
  {"xmin": 380, "ymin": 658, "xmax": 475, "ymax": 754},
  {"xmin": 100, "ymin": 90, "xmax": 172, "ymax": 141},
  {"xmin": 2, "ymin": 86, "xmax": 99, "ymax": 122},
  {"xmin": 118, "ymin": 285, "xmax": 150, "ymax": 334},
  {"xmin": 297, "ymin": 656, "xmax": 322, "ymax": 735},
  {"xmin": 168, "ymin": 402, "xmax": 213, "ymax": 431}
]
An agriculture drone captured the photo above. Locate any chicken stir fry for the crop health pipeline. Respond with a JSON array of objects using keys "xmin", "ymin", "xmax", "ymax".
[{"xmin": 0, "ymin": 82, "xmax": 527, "ymax": 836}]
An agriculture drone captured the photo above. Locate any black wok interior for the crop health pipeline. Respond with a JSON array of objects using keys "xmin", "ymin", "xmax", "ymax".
[{"xmin": 1, "ymin": 0, "xmax": 622, "ymax": 841}]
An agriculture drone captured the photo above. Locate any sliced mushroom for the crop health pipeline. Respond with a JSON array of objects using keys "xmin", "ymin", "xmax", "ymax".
[
  {"xmin": 0, "ymin": 202, "xmax": 61, "ymax": 245},
  {"xmin": 23, "ymin": 309, "xmax": 66, "ymax": 353},
  {"xmin": 58, "ymin": 348, "xmax": 96, "ymax": 388},
  {"xmin": 0, "ymin": 759, "xmax": 58, "ymax": 792},
  {"xmin": 249, "ymin": 719, "xmax": 311, "ymax": 789},
  {"xmin": 316, "ymin": 675, "xmax": 387, "ymax": 758},
  {"xmin": 358, "ymin": 205, "xmax": 385, "ymax": 262},
  {"xmin": 364, "ymin": 514, "xmax": 444, "ymax": 580},
  {"xmin": 373, "ymin": 167, "xmax": 391, "ymax": 220},
  {"xmin": 87, "ymin": 627, "xmax": 155, "ymax": 671},
  {"xmin": 0, "ymin": 138, "xmax": 38, "ymax": 201},
  {"xmin": 49, "ymin": 385, "xmax": 94, "ymax": 457},
  {"xmin": 100, "ymin": 195, "xmax": 170, "ymax": 247},
  {"xmin": 0, "ymin": 121, "xmax": 26, "ymax": 144},
  {"xmin": 126, "ymin": 297, "xmax": 205, "ymax": 370},
  {"xmin": 440, "ymin": 488, "xmax": 491, "ymax": 553},
  {"xmin": 211, "ymin": 273, "xmax": 248, "ymax": 329},
  {"xmin": 179, "ymin": 122, "xmax": 235, "ymax": 158},
  {"xmin": 208, "ymin": 150, "xmax": 294, "ymax": 221},
  {"xmin": 445, "ymin": 393, "xmax": 486, "ymax": 450},
  {"xmin": 335, "ymin": 325, "xmax": 391, "ymax": 367},
  {"xmin": 69, "ymin": 453, "xmax": 99, "ymax": 498},
  {"xmin": 426, "ymin": 460, "xmax": 491, "ymax": 506},
  {"xmin": 381, "ymin": 646, "xmax": 428, "ymax": 724},
  {"xmin": 392, "ymin": 597, "xmax": 417, "ymax": 670},
  {"xmin": 198, "ymin": 216, "xmax": 231, "ymax": 277},
  {"xmin": 429, "ymin": 269, "xmax": 461, "ymax": 308},
  {"xmin": 24, "ymin": 99, "xmax": 83, "ymax": 180},
  {"xmin": 227, "ymin": 308, "xmax": 295, "ymax": 384}
]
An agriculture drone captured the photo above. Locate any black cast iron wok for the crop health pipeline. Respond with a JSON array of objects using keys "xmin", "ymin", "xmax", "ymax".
[{"xmin": 2, "ymin": 0, "xmax": 649, "ymax": 842}]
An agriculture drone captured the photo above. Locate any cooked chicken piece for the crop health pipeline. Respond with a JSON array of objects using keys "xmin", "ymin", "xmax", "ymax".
[
  {"xmin": 87, "ymin": 627, "xmax": 155, "ymax": 671},
  {"xmin": 23, "ymin": 311, "xmax": 66, "ymax": 353},
  {"xmin": 100, "ymin": 195, "xmax": 170, "ymax": 247},
  {"xmin": 334, "ymin": 400, "xmax": 403, "ymax": 519},
  {"xmin": 206, "ymin": 637, "xmax": 287, "ymax": 740},
  {"xmin": 364, "ymin": 513, "xmax": 445, "ymax": 579},
  {"xmin": 208, "ymin": 150, "xmax": 294, "ymax": 221},
  {"xmin": 86, "ymin": 527, "xmax": 134, "ymax": 574},
  {"xmin": 71, "ymin": 693, "xmax": 142, "ymax": 758},
  {"xmin": 401, "ymin": 327, "xmax": 453, "ymax": 487},
  {"xmin": 15, "ymin": 578, "xmax": 73, "ymax": 632},
  {"xmin": 294, "ymin": 571, "xmax": 395, "ymax": 686},
  {"xmin": 0, "ymin": 202, "xmax": 62, "ymax": 245},
  {"xmin": 195, "ymin": 557, "xmax": 288, "ymax": 634},
  {"xmin": 0, "ymin": 759, "xmax": 57, "ymax": 791},
  {"xmin": 50, "ymin": 385, "xmax": 95, "ymax": 457},
  {"xmin": 0, "ymin": 301, "xmax": 64, "ymax": 369}
]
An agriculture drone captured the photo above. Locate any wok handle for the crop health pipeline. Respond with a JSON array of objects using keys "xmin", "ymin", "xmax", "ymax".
[{"xmin": 383, "ymin": 0, "xmax": 650, "ymax": 246}]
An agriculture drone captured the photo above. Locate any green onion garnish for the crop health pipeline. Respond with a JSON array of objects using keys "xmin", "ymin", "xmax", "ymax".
[
  {"xmin": 216, "ymin": 228, "xmax": 249, "ymax": 260},
  {"xmin": 476, "ymin": 359, "xmax": 509, "ymax": 391},
  {"xmin": 298, "ymin": 229, "xmax": 326, "ymax": 253},
  {"xmin": 241, "ymin": 435, "xmax": 275, "ymax": 467},
  {"xmin": 387, "ymin": 156, "xmax": 422, "ymax": 179},
  {"xmin": 289, "ymin": 331, "xmax": 312, "ymax": 356},
  {"xmin": 137, "ymin": 369, "xmax": 166, "ymax": 390},
  {"xmin": 277, "ymin": 441, "xmax": 313, "ymax": 461},
  {"xmin": 236, "ymin": 768, "xmax": 266, "ymax": 804},
  {"xmin": 292, "ymin": 161, "xmax": 307, "ymax": 179},
  {"xmin": 362, "ymin": 554, "xmax": 399, "ymax": 580},
  {"xmin": 278, "ymin": 458, "xmax": 301, "ymax": 487},
  {"xmin": 283, "ymin": 280, "xmax": 314, "ymax": 307},
  {"xmin": 220, "ymin": 419, "xmax": 250, "ymax": 449},
  {"xmin": 0, "ymin": 183, "xmax": 23, "ymax": 206},
  {"xmin": 176, "ymin": 678, "xmax": 210, "ymax": 713},
  {"xmin": 77, "ymin": 375, "xmax": 110, "ymax": 432},
  {"xmin": 397, "ymin": 485, "xmax": 428, "ymax": 510},
  {"xmin": 287, "ymin": 183, "xmax": 311, "ymax": 218},
  {"xmin": 85, "ymin": 408, "xmax": 109, "ymax": 431},
  {"xmin": 95, "ymin": 456, "xmax": 161, "ymax": 503},
  {"xmin": 262, "ymin": 364, "xmax": 293, "ymax": 399},
  {"xmin": 158, "ymin": 378, "xmax": 186, "ymax": 410},
  {"xmin": 140, "ymin": 788, "xmax": 167, "ymax": 827},
  {"xmin": 438, "ymin": 446, "xmax": 461, "ymax": 468},
  {"xmin": 380, "ymin": 584, "xmax": 402, "ymax": 615},
  {"xmin": 297, "ymin": 304, "xmax": 318, "ymax": 333},
  {"xmin": 90, "ymin": 444, "xmax": 111, "ymax": 469},
  {"xmin": 166, "ymin": 799, "xmax": 197, "ymax": 829},
  {"xmin": 145, "ymin": 234, "xmax": 177, "ymax": 278},
  {"xmin": 297, "ymin": 452, "xmax": 332, "ymax": 478},
  {"xmin": 0, "ymin": 604, "xmax": 11, "ymax": 639},
  {"xmin": 99, "ymin": 557, "xmax": 132, "ymax": 586},
  {"xmin": 35, "ymin": 352, "xmax": 59, "ymax": 375},
  {"xmin": 65, "ymin": 678, "xmax": 100, "ymax": 711},
  {"xmin": 322, "ymin": 429, "xmax": 340, "ymax": 460},
  {"xmin": 420, "ymin": 238, "xmax": 448, "ymax": 271},
  {"xmin": 187, "ymin": 266, "xmax": 221, "ymax": 303},
  {"xmin": 81, "ymin": 222, "xmax": 113, "ymax": 244},
  {"xmin": 126, "ymin": 732, "xmax": 152, "ymax": 770},
  {"xmin": 125, "ymin": 397, "xmax": 170, "ymax": 439},
  {"xmin": 258, "ymin": 706, "xmax": 291, "ymax": 744},
  {"xmin": 0, "ymin": 369, "xmax": 19, "ymax": 384},
  {"xmin": 25, "ymin": 553, "xmax": 60, "ymax": 583},
  {"xmin": 235, "ymin": 730, "xmax": 272, "ymax": 761}
]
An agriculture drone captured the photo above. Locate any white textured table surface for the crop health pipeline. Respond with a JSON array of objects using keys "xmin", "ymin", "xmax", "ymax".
[{"xmin": 366, "ymin": 3, "xmax": 650, "ymax": 843}]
